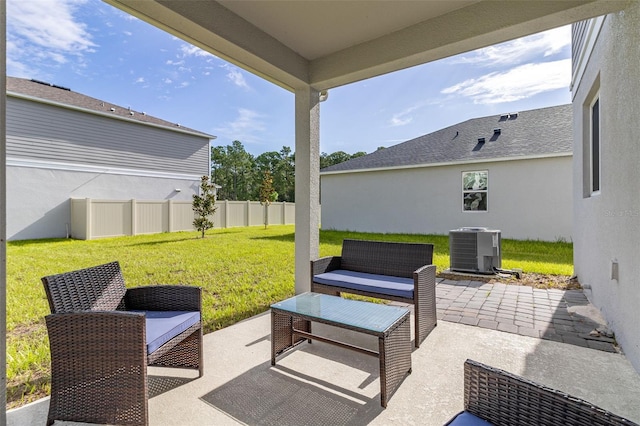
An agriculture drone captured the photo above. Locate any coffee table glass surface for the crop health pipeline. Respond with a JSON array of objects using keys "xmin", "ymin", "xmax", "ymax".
[{"xmin": 271, "ymin": 292, "xmax": 408, "ymax": 334}]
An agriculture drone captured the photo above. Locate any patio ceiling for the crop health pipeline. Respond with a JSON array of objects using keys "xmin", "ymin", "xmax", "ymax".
[{"xmin": 105, "ymin": 0, "xmax": 627, "ymax": 91}]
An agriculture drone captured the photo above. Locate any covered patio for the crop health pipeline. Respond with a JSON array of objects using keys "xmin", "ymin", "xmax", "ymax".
[
  {"xmin": 8, "ymin": 285, "xmax": 640, "ymax": 425},
  {"xmin": 1, "ymin": 0, "xmax": 639, "ymax": 423}
]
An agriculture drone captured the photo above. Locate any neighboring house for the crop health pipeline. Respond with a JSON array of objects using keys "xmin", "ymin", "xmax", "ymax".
[
  {"xmin": 6, "ymin": 77, "xmax": 215, "ymax": 240},
  {"xmin": 320, "ymin": 104, "xmax": 572, "ymax": 241},
  {"xmin": 571, "ymin": 4, "xmax": 640, "ymax": 374}
]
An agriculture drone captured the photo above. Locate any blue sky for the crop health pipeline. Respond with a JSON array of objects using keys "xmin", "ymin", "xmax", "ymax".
[{"xmin": 7, "ymin": 0, "xmax": 572, "ymax": 157}]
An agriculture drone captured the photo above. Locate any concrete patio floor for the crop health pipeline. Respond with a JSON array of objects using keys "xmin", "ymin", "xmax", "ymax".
[{"xmin": 8, "ymin": 303, "xmax": 640, "ymax": 426}]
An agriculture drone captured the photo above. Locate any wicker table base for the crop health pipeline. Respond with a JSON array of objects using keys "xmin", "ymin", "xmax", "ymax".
[{"xmin": 271, "ymin": 292, "xmax": 412, "ymax": 407}]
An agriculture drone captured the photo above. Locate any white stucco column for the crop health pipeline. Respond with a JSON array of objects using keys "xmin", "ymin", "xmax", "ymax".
[
  {"xmin": 1, "ymin": 1, "xmax": 8, "ymax": 421},
  {"xmin": 294, "ymin": 86, "xmax": 320, "ymax": 294}
]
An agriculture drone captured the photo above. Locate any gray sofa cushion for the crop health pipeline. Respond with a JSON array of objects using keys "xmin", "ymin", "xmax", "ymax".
[
  {"xmin": 313, "ymin": 270, "xmax": 414, "ymax": 299},
  {"xmin": 132, "ymin": 310, "xmax": 201, "ymax": 354}
]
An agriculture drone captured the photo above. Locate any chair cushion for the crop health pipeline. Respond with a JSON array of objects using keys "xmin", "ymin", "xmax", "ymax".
[
  {"xmin": 132, "ymin": 310, "xmax": 200, "ymax": 354},
  {"xmin": 313, "ymin": 270, "xmax": 414, "ymax": 299},
  {"xmin": 444, "ymin": 411, "xmax": 494, "ymax": 426}
]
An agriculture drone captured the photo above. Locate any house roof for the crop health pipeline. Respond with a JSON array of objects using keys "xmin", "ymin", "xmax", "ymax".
[
  {"xmin": 6, "ymin": 76, "xmax": 215, "ymax": 139},
  {"xmin": 321, "ymin": 104, "xmax": 572, "ymax": 174}
]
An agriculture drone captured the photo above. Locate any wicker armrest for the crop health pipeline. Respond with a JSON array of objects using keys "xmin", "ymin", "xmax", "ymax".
[
  {"xmin": 414, "ymin": 264, "xmax": 436, "ymax": 296},
  {"xmin": 311, "ymin": 256, "xmax": 342, "ymax": 276},
  {"xmin": 125, "ymin": 285, "xmax": 202, "ymax": 312},
  {"xmin": 45, "ymin": 311, "xmax": 148, "ymax": 426},
  {"xmin": 414, "ymin": 264, "xmax": 436, "ymax": 279},
  {"xmin": 464, "ymin": 359, "xmax": 638, "ymax": 426}
]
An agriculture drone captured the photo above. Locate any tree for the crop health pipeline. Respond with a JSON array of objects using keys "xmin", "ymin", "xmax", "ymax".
[
  {"xmin": 320, "ymin": 150, "xmax": 362, "ymax": 169},
  {"xmin": 276, "ymin": 146, "xmax": 295, "ymax": 202},
  {"xmin": 254, "ymin": 146, "xmax": 295, "ymax": 202},
  {"xmin": 258, "ymin": 170, "xmax": 278, "ymax": 228},
  {"xmin": 192, "ymin": 175, "xmax": 218, "ymax": 238},
  {"xmin": 210, "ymin": 141, "xmax": 256, "ymax": 200}
]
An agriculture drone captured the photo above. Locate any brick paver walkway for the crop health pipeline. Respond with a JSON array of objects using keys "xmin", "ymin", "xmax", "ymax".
[{"xmin": 435, "ymin": 278, "xmax": 617, "ymax": 353}]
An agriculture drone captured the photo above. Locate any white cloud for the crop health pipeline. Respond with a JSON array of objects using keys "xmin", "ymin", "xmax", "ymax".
[
  {"xmin": 7, "ymin": 0, "xmax": 96, "ymax": 53},
  {"xmin": 215, "ymin": 109, "xmax": 266, "ymax": 144},
  {"xmin": 180, "ymin": 45, "xmax": 212, "ymax": 58},
  {"xmin": 220, "ymin": 64, "xmax": 249, "ymax": 89},
  {"xmin": 441, "ymin": 59, "xmax": 571, "ymax": 104},
  {"xmin": 449, "ymin": 26, "xmax": 570, "ymax": 67},
  {"xmin": 166, "ymin": 59, "xmax": 185, "ymax": 66},
  {"xmin": 6, "ymin": 0, "xmax": 97, "ymax": 75},
  {"xmin": 163, "ymin": 78, "xmax": 173, "ymax": 84},
  {"xmin": 388, "ymin": 99, "xmax": 441, "ymax": 127},
  {"xmin": 390, "ymin": 105, "xmax": 421, "ymax": 126},
  {"xmin": 135, "ymin": 77, "xmax": 145, "ymax": 84},
  {"xmin": 123, "ymin": 31, "xmax": 133, "ymax": 36}
]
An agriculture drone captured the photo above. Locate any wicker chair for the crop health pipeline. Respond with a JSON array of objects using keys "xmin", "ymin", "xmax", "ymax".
[
  {"xmin": 444, "ymin": 359, "xmax": 638, "ymax": 425},
  {"xmin": 42, "ymin": 261, "xmax": 203, "ymax": 426}
]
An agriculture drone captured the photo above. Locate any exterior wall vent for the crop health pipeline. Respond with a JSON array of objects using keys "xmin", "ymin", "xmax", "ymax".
[{"xmin": 449, "ymin": 227, "xmax": 502, "ymax": 274}]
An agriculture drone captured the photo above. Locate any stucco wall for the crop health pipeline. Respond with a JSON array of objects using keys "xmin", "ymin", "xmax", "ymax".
[
  {"xmin": 7, "ymin": 165, "xmax": 199, "ymax": 240},
  {"xmin": 321, "ymin": 155, "xmax": 572, "ymax": 241},
  {"xmin": 572, "ymin": 3, "xmax": 640, "ymax": 373}
]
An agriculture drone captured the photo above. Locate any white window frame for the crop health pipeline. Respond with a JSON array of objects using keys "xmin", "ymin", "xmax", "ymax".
[
  {"xmin": 590, "ymin": 94, "xmax": 601, "ymax": 195},
  {"xmin": 462, "ymin": 170, "xmax": 488, "ymax": 212}
]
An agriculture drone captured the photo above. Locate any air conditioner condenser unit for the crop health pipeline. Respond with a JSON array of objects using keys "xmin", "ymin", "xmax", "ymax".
[{"xmin": 449, "ymin": 227, "xmax": 501, "ymax": 274}]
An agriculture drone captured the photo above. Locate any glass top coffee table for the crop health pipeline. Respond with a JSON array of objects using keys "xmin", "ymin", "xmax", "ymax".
[{"xmin": 271, "ymin": 292, "xmax": 412, "ymax": 407}]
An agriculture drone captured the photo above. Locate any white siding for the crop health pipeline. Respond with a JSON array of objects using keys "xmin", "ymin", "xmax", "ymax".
[
  {"xmin": 7, "ymin": 166, "xmax": 199, "ymax": 240},
  {"xmin": 321, "ymin": 156, "xmax": 572, "ymax": 241},
  {"xmin": 6, "ymin": 96, "xmax": 209, "ymax": 175},
  {"xmin": 572, "ymin": 3, "xmax": 640, "ymax": 374}
]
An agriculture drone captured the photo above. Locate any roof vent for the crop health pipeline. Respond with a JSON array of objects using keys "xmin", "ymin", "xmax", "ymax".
[
  {"xmin": 142, "ymin": 112, "xmax": 146, "ymax": 116},
  {"xmin": 493, "ymin": 128, "xmax": 501, "ymax": 135},
  {"xmin": 52, "ymin": 84, "xmax": 71, "ymax": 91},
  {"xmin": 31, "ymin": 79, "xmax": 51, "ymax": 87},
  {"xmin": 509, "ymin": 112, "xmax": 519, "ymax": 119},
  {"xmin": 129, "ymin": 111, "xmax": 135, "ymax": 116},
  {"xmin": 477, "ymin": 137, "xmax": 486, "ymax": 143},
  {"xmin": 499, "ymin": 114, "xmax": 509, "ymax": 121},
  {"xmin": 110, "ymin": 108, "xmax": 115, "ymax": 112}
]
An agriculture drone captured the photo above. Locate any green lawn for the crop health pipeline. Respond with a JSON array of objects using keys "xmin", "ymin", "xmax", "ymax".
[{"xmin": 6, "ymin": 225, "xmax": 573, "ymax": 408}]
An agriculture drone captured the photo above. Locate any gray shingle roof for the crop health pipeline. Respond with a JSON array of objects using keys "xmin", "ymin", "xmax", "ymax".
[
  {"xmin": 322, "ymin": 104, "xmax": 572, "ymax": 173},
  {"xmin": 6, "ymin": 76, "xmax": 214, "ymax": 139}
]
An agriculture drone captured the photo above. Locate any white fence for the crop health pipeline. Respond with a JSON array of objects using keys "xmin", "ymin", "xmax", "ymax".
[{"xmin": 70, "ymin": 198, "xmax": 296, "ymax": 240}]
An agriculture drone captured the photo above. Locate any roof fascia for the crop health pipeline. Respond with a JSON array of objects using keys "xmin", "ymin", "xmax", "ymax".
[
  {"xmin": 320, "ymin": 152, "xmax": 573, "ymax": 176},
  {"xmin": 7, "ymin": 156, "xmax": 203, "ymax": 180}
]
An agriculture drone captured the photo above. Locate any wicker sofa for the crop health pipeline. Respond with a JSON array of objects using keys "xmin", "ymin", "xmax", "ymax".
[
  {"xmin": 311, "ymin": 238, "xmax": 437, "ymax": 348},
  {"xmin": 445, "ymin": 359, "xmax": 639, "ymax": 426},
  {"xmin": 41, "ymin": 261, "xmax": 203, "ymax": 426}
]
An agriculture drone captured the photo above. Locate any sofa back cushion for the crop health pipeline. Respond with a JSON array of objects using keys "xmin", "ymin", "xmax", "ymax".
[{"xmin": 341, "ymin": 239, "xmax": 434, "ymax": 278}]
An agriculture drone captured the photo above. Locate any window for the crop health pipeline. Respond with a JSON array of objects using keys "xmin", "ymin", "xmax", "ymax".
[
  {"xmin": 462, "ymin": 170, "xmax": 488, "ymax": 211},
  {"xmin": 591, "ymin": 97, "xmax": 600, "ymax": 193}
]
